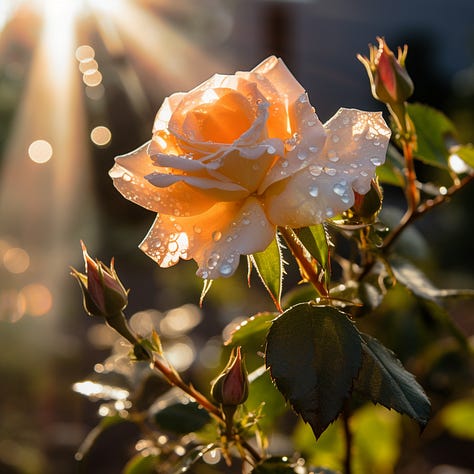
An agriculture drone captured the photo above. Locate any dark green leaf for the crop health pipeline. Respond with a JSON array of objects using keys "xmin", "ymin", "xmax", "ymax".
[
  {"xmin": 225, "ymin": 312, "xmax": 276, "ymax": 350},
  {"xmin": 152, "ymin": 402, "xmax": 211, "ymax": 434},
  {"xmin": 454, "ymin": 144, "xmax": 474, "ymax": 168},
  {"xmin": 265, "ymin": 304, "xmax": 363, "ymax": 438},
  {"xmin": 376, "ymin": 144, "xmax": 405, "ymax": 187},
  {"xmin": 251, "ymin": 235, "xmax": 284, "ymax": 310},
  {"xmin": 282, "ymin": 283, "xmax": 319, "ymax": 309},
  {"xmin": 406, "ymin": 103, "xmax": 457, "ymax": 168},
  {"xmin": 294, "ymin": 224, "xmax": 330, "ymax": 270},
  {"xmin": 123, "ymin": 453, "xmax": 159, "ymax": 474},
  {"xmin": 354, "ymin": 333, "xmax": 431, "ymax": 428}
]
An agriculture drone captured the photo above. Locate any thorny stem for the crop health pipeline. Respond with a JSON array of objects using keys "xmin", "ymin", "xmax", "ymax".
[
  {"xmin": 152, "ymin": 356, "xmax": 263, "ymax": 465},
  {"xmin": 382, "ymin": 172, "xmax": 474, "ymax": 251},
  {"xmin": 279, "ymin": 226, "xmax": 329, "ymax": 297}
]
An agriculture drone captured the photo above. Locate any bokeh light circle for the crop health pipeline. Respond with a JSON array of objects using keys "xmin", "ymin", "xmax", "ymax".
[
  {"xmin": 90, "ymin": 126, "xmax": 112, "ymax": 146},
  {"xmin": 75, "ymin": 44, "xmax": 95, "ymax": 61},
  {"xmin": 28, "ymin": 139, "xmax": 53, "ymax": 163}
]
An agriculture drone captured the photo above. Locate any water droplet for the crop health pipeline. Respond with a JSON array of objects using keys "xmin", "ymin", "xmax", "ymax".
[
  {"xmin": 207, "ymin": 254, "xmax": 219, "ymax": 269},
  {"xmin": 326, "ymin": 208, "xmax": 334, "ymax": 217},
  {"xmin": 333, "ymin": 183, "xmax": 346, "ymax": 196},
  {"xmin": 308, "ymin": 185, "xmax": 319, "ymax": 197},
  {"xmin": 298, "ymin": 94, "xmax": 308, "ymax": 103},
  {"xmin": 341, "ymin": 196, "xmax": 350, "ymax": 204},
  {"xmin": 370, "ymin": 157, "xmax": 382, "ymax": 166},
  {"xmin": 309, "ymin": 165, "xmax": 322, "ymax": 177},
  {"xmin": 168, "ymin": 241, "xmax": 178, "ymax": 253},
  {"xmin": 242, "ymin": 218, "xmax": 251, "ymax": 225},
  {"xmin": 331, "ymin": 134, "xmax": 340, "ymax": 143},
  {"xmin": 141, "ymin": 242, "xmax": 149, "ymax": 251},
  {"xmin": 193, "ymin": 225, "xmax": 202, "ymax": 234},
  {"xmin": 297, "ymin": 150, "xmax": 307, "ymax": 161},
  {"xmin": 373, "ymin": 139, "xmax": 380, "ymax": 146},
  {"xmin": 200, "ymin": 270, "xmax": 209, "ymax": 279},
  {"xmin": 350, "ymin": 163, "xmax": 359, "ymax": 169},
  {"xmin": 309, "ymin": 146, "xmax": 319, "ymax": 153},
  {"xmin": 307, "ymin": 120, "xmax": 316, "ymax": 127},
  {"xmin": 329, "ymin": 155, "xmax": 340, "ymax": 163},
  {"xmin": 325, "ymin": 167, "xmax": 337, "ymax": 176},
  {"xmin": 267, "ymin": 145, "xmax": 276, "ymax": 154},
  {"xmin": 285, "ymin": 142, "xmax": 296, "ymax": 152},
  {"xmin": 122, "ymin": 173, "xmax": 132, "ymax": 182},
  {"xmin": 219, "ymin": 264, "xmax": 233, "ymax": 276},
  {"xmin": 342, "ymin": 116, "xmax": 350, "ymax": 125},
  {"xmin": 360, "ymin": 170, "xmax": 368, "ymax": 177},
  {"xmin": 281, "ymin": 160, "xmax": 289, "ymax": 168},
  {"xmin": 173, "ymin": 209, "xmax": 180, "ymax": 216},
  {"xmin": 212, "ymin": 231, "xmax": 222, "ymax": 242}
]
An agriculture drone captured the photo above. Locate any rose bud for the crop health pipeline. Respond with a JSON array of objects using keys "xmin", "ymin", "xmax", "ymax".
[
  {"xmin": 71, "ymin": 241, "xmax": 129, "ymax": 318},
  {"xmin": 211, "ymin": 346, "xmax": 249, "ymax": 408},
  {"xmin": 358, "ymin": 37, "xmax": 414, "ymax": 105}
]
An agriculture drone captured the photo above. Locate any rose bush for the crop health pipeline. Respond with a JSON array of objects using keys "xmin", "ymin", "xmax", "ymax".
[{"xmin": 109, "ymin": 56, "xmax": 390, "ymax": 279}]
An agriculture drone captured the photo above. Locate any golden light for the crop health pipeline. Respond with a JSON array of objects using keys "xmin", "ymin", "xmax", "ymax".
[
  {"xmin": 3, "ymin": 247, "xmax": 30, "ymax": 274},
  {"xmin": 75, "ymin": 44, "xmax": 95, "ymax": 62},
  {"xmin": 79, "ymin": 58, "xmax": 99, "ymax": 74},
  {"xmin": 83, "ymin": 69, "xmax": 103, "ymax": 87},
  {"xmin": 28, "ymin": 139, "xmax": 53, "ymax": 163},
  {"xmin": 19, "ymin": 283, "xmax": 53, "ymax": 317},
  {"xmin": 90, "ymin": 125, "xmax": 112, "ymax": 146}
]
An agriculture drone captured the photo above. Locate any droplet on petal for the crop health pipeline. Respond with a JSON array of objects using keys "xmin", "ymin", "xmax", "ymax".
[
  {"xmin": 333, "ymin": 183, "xmax": 346, "ymax": 196},
  {"xmin": 325, "ymin": 167, "xmax": 337, "ymax": 176},
  {"xmin": 308, "ymin": 185, "xmax": 319, "ymax": 197},
  {"xmin": 309, "ymin": 146, "xmax": 319, "ymax": 153},
  {"xmin": 267, "ymin": 145, "xmax": 276, "ymax": 154},
  {"xmin": 212, "ymin": 231, "xmax": 222, "ymax": 242},
  {"xmin": 331, "ymin": 135, "xmax": 340, "ymax": 143},
  {"xmin": 370, "ymin": 157, "xmax": 382, "ymax": 166},
  {"xmin": 309, "ymin": 165, "xmax": 322, "ymax": 177},
  {"xmin": 297, "ymin": 150, "xmax": 307, "ymax": 161},
  {"xmin": 193, "ymin": 225, "xmax": 202, "ymax": 234},
  {"xmin": 219, "ymin": 264, "xmax": 233, "ymax": 276}
]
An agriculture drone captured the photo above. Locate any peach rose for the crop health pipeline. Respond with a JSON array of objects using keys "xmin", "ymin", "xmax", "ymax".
[{"xmin": 109, "ymin": 56, "xmax": 390, "ymax": 279}]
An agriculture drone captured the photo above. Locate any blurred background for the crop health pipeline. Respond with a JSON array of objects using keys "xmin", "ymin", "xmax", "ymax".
[{"xmin": 0, "ymin": 0, "xmax": 473, "ymax": 473}]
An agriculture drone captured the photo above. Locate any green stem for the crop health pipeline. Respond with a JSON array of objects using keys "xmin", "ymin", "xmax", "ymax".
[{"xmin": 279, "ymin": 226, "xmax": 328, "ymax": 297}]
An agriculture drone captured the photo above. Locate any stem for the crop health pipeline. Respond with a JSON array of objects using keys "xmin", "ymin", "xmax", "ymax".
[
  {"xmin": 342, "ymin": 403, "xmax": 353, "ymax": 474},
  {"xmin": 382, "ymin": 172, "xmax": 474, "ymax": 251},
  {"xmin": 152, "ymin": 356, "xmax": 223, "ymax": 421},
  {"xmin": 279, "ymin": 226, "xmax": 328, "ymax": 297}
]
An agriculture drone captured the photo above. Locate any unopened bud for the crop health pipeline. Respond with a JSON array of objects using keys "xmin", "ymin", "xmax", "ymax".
[
  {"xmin": 71, "ymin": 241, "xmax": 129, "ymax": 318},
  {"xmin": 358, "ymin": 37, "xmax": 414, "ymax": 105},
  {"xmin": 211, "ymin": 346, "xmax": 249, "ymax": 407}
]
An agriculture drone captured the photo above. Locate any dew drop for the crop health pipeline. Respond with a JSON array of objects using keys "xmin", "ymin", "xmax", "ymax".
[
  {"xmin": 342, "ymin": 116, "xmax": 350, "ymax": 125},
  {"xmin": 309, "ymin": 146, "xmax": 319, "ymax": 153},
  {"xmin": 193, "ymin": 225, "xmax": 202, "ymax": 234},
  {"xmin": 298, "ymin": 94, "xmax": 308, "ymax": 103},
  {"xmin": 201, "ymin": 270, "xmax": 209, "ymax": 279},
  {"xmin": 122, "ymin": 173, "xmax": 132, "ymax": 182},
  {"xmin": 281, "ymin": 160, "xmax": 289, "ymax": 168},
  {"xmin": 325, "ymin": 167, "xmax": 337, "ymax": 176},
  {"xmin": 212, "ymin": 231, "xmax": 222, "ymax": 242},
  {"xmin": 168, "ymin": 241, "xmax": 178, "ymax": 253},
  {"xmin": 297, "ymin": 150, "xmax": 307, "ymax": 161},
  {"xmin": 341, "ymin": 196, "xmax": 351, "ymax": 204},
  {"xmin": 329, "ymin": 155, "xmax": 340, "ymax": 163},
  {"xmin": 373, "ymin": 139, "xmax": 380, "ymax": 146},
  {"xmin": 350, "ymin": 163, "xmax": 359, "ymax": 169},
  {"xmin": 370, "ymin": 157, "xmax": 382, "ymax": 166},
  {"xmin": 242, "ymin": 218, "xmax": 251, "ymax": 225},
  {"xmin": 267, "ymin": 145, "xmax": 276, "ymax": 154},
  {"xmin": 308, "ymin": 185, "xmax": 319, "ymax": 197},
  {"xmin": 360, "ymin": 170, "xmax": 369, "ymax": 177},
  {"xmin": 219, "ymin": 264, "xmax": 233, "ymax": 276},
  {"xmin": 309, "ymin": 165, "xmax": 322, "ymax": 177},
  {"xmin": 326, "ymin": 208, "xmax": 334, "ymax": 217},
  {"xmin": 307, "ymin": 120, "xmax": 316, "ymax": 127},
  {"xmin": 207, "ymin": 254, "xmax": 219, "ymax": 269},
  {"xmin": 331, "ymin": 134, "xmax": 340, "ymax": 143},
  {"xmin": 333, "ymin": 183, "xmax": 346, "ymax": 196}
]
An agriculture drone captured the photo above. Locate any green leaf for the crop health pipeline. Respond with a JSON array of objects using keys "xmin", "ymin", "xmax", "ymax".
[
  {"xmin": 353, "ymin": 333, "xmax": 431, "ymax": 428},
  {"xmin": 282, "ymin": 283, "xmax": 319, "ymax": 309},
  {"xmin": 265, "ymin": 304, "xmax": 363, "ymax": 438},
  {"xmin": 376, "ymin": 144, "xmax": 405, "ymax": 187},
  {"xmin": 123, "ymin": 453, "xmax": 159, "ymax": 474},
  {"xmin": 251, "ymin": 235, "xmax": 284, "ymax": 311},
  {"xmin": 225, "ymin": 312, "xmax": 276, "ymax": 350},
  {"xmin": 152, "ymin": 401, "xmax": 211, "ymax": 434},
  {"xmin": 406, "ymin": 103, "xmax": 457, "ymax": 168},
  {"xmin": 454, "ymin": 144, "xmax": 474, "ymax": 168},
  {"xmin": 294, "ymin": 224, "xmax": 330, "ymax": 271}
]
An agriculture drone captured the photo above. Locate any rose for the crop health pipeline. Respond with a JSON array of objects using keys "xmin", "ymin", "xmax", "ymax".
[{"xmin": 109, "ymin": 56, "xmax": 390, "ymax": 279}]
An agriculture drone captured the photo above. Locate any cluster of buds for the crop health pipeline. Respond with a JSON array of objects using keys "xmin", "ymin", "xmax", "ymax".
[{"xmin": 358, "ymin": 36, "xmax": 414, "ymax": 106}]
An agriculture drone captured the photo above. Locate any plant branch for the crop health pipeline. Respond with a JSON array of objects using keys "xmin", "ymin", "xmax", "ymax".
[{"xmin": 279, "ymin": 226, "xmax": 328, "ymax": 297}]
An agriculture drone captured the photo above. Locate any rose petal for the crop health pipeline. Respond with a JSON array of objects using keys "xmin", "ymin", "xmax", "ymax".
[
  {"xmin": 153, "ymin": 92, "xmax": 186, "ymax": 133},
  {"xmin": 140, "ymin": 197, "xmax": 275, "ymax": 279},
  {"xmin": 322, "ymin": 108, "xmax": 391, "ymax": 194},
  {"xmin": 264, "ymin": 108, "xmax": 391, "ymax": 227},
  {"xmin": 111, "ymin": 143, "xmax": 219, "ymax": 216}
]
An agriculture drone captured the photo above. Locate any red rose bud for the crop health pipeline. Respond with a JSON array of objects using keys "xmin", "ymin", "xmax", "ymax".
[
  {"xmin": 71, "ymin": 241, "xmax": 129, "ymax": 318},
  {"xmin": 358, "ymin": 37, "xmax": 414, "ymax": 105},
  {"xmin": 211, "ymin": 346, "xmax": 249, "ymax": 407}
]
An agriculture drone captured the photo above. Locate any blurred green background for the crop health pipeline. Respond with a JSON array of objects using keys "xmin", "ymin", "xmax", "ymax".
[{"xmin": 0, "ymin": 0, "xmax": 473, "ymax": 473}]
